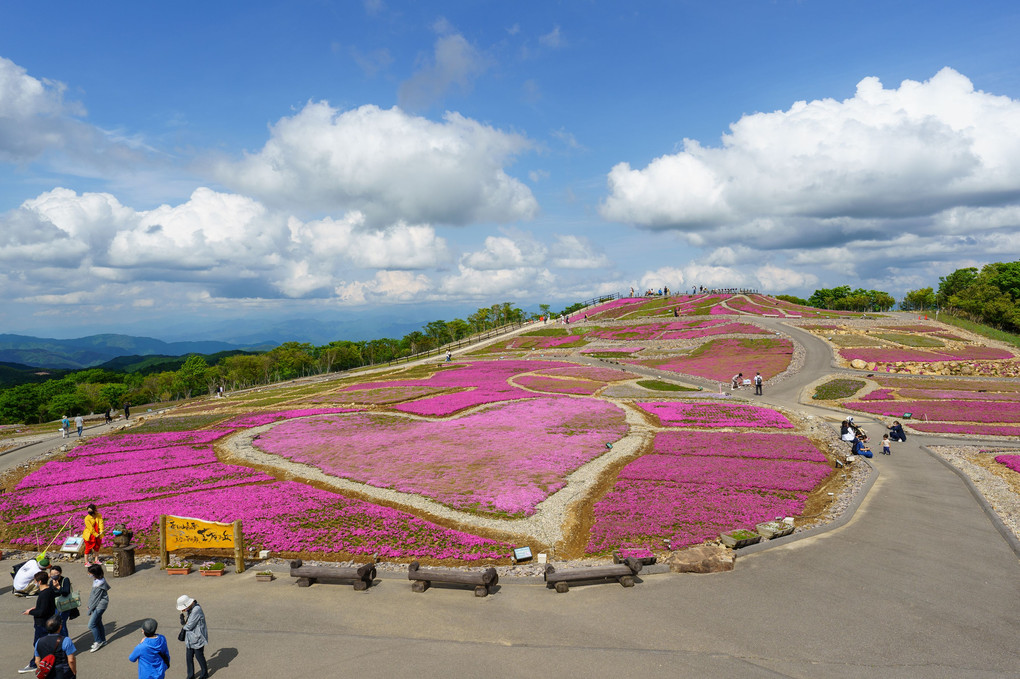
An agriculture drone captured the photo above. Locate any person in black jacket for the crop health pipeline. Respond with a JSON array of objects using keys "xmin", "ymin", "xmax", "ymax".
[
  {"xmin": 20, "ymin": 571, "xmax": 55, "ymax": 674},
  {"xmin": 49, "ymin": 565, "xmax": 79, "ymax": 637}
]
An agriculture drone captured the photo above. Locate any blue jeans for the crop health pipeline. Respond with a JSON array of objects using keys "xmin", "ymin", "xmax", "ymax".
[
  {"xmin": 88, "ymin": 608, "xmax": 106, "ymax": 644},
  {"xmin": 58, "ymin": 610, "xmax": 71, "ymax": 637}
]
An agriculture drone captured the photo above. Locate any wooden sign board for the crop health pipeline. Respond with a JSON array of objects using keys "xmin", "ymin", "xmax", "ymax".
[{"xmin": 159, "ymin": 515, "xmax": 246, "ymax": 573}]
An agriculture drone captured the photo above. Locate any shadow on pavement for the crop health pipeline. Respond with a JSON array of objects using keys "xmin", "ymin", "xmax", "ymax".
[{"xmin": 207, "ymin": 646, "xmax": 238, "ymax": 675}]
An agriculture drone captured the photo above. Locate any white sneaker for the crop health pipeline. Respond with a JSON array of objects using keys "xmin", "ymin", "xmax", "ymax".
[
  {"xmin": 90, "ymin": 641, "xmax": 105, "ymax": 652},
  {"xmin": 18, "ymin": 666, "xmax": 35, "ymax": 674}
]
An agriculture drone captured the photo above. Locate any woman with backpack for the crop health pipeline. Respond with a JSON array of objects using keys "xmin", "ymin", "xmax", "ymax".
[
  {"xmin": 86, "ymin": 563, "xmax": 110, "ymax": 652},
  {"xmin": 33, "ymin": 616, "xmax": 77, "ymax": 678}
]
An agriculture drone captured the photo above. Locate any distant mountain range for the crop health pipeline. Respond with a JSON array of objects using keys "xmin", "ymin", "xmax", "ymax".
[{"xmin": 0, "ymin": 333, "xmax": 266, "ymax": 370}]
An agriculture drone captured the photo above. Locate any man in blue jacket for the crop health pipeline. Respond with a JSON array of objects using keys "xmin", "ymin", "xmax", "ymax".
[{"xmin": 129, "ymin": 618, "xmax": 170, "ymax": 679}]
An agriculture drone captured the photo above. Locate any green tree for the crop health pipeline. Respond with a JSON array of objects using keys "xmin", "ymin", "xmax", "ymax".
[
  {"xmin": 901, "ymin": 287, "xmax": 937, "ymax": 311},
  {"xmin": 937, "ymin": 267, "xmax": 978, "ymax": 308}
]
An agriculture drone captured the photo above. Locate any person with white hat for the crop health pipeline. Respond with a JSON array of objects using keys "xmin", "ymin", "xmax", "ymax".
[{"xmin": 176, "ymin": 595, "xmax": 208, "ymax": 679}]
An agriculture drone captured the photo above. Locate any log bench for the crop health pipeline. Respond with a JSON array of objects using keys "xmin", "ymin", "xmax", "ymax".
[
  {"xmin": 407, "ymin": 561, "xmax": 499, "ymax": 597},
  {"xmin": 289, "ymin": 559, "xmax": 376, "ymax": 590},
  {"xmin": 544, "ymin": 558, "xmax": 642, "ymax": 593}
]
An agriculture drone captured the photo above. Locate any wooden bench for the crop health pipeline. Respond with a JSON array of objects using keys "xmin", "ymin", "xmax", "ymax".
[
  {"xmin": 407, "ymin": 561, "xmax": 499, "ymax": 597},
  {"xmin": 289, "ymin": 559, "xmax": 376, "ymax": 590},
  {"xmin": 544, "ymin": 558, "xmax": 642, "ymax": 593}
]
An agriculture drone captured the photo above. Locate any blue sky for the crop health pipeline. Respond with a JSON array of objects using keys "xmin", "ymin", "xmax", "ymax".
[{"xmin": 2, "ymin": 1, "xmax": 1020, "ymax": 341}]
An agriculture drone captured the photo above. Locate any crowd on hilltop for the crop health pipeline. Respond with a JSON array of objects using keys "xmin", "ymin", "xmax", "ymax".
[{"xmin": 631, "ymin": 286, "xmax": 761, "ymax": 297}]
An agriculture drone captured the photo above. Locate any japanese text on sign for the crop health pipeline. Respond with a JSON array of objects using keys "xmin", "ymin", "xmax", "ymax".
[{"xmin": 164, "ymin": 515, "xmax": 235, "ymax": 551}]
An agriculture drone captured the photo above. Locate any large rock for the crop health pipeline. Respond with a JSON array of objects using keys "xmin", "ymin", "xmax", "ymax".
[
  {"xmin": 850, "ymin": 359, "xmax": 867, "ymax": 370},
  {"xmin": 665, "ymin": 544, "xmax": 735, "ymax": 574}
]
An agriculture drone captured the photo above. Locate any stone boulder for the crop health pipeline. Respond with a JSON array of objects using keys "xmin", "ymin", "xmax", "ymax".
[
  {"xmin": 850, "ymin": 359, "xmax": 867, "ymax": 370},
  {"xmin": 665, "ymin": 544, "xmax": 735, "ymax": 574}
]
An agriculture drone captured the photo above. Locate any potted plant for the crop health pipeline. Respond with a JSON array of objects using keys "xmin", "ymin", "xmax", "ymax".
[
  {"xmin": 166, "ymin": 556, "xmax": 192, "ymax": 575},
  {"xmin": 199, "ymin": 561, "xmax": 226, "ymax": 576},
  {"xmin": 255, "ymin": 570, "xmax": 274, "ymax": 583},
  {"xmin": 719, "ymin": 529, "xmax": 762, "ymax": 549}
]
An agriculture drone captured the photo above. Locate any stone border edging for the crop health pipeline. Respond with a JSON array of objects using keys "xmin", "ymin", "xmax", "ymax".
[
  {"xmin": 735, "ymin": 457, "xmax": 879, "ymax": 557},
  {"xmin": 921, "ymin": 446, "xmax": 1020, "ymax": 559}
]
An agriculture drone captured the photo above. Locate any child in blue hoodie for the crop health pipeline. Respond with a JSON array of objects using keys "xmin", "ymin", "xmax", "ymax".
[{"xmin": 128, "ymin": 618, "xmax": 170, "ymax": 679}]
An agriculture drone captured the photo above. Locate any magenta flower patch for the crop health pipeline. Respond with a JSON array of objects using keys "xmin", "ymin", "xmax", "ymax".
[
  {"xmin": 897, "ymin": 389, "xmax": 1020, "ymax": 402},
  {"xmin": 639, "ymin": 401, "xmax": 794, "ymax": 428},
  {"xmin": 907, "ymin": 423, "xmax": 1020, "ymax": 437},
  {"xmin": 533, "ymin": 366, "xmax": 634, "ymax": 382},
  {"xmin": 653, "ymin": 431, "xmax": 827, "ymax": 462},
  {"xmin": 620, "ymin": 454, "xmax": 829, "ymax": 492},
  {"xmin": 994, "ymin": 454, "xmax": 1020, "ymax": 473},
  {"xmin": 514, "ymin": 375, "xmax": 601, "ymax": 395},
  {"xmin": 628, "ymin": 338, "xmax": 793, "ymax": 381},
  {"xmin": 254, "ymin": 397, "xmax": 628, "ymax": 517},
  {"xmin": 840, "ymin": 346, "xmax": 1013, "ymax": 363},
  {"xmin": 860, "ymin": 389, "xmax": 895, "ymax": 401},
  {"xmin": 846, "ymin": 400, "xmax": 1020, "ymax": 423}
]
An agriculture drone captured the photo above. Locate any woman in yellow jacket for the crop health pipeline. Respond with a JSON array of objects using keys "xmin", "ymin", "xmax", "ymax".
[{"xmin": 83, "ymin": 504, "xmax": 104, "ymax": 565}]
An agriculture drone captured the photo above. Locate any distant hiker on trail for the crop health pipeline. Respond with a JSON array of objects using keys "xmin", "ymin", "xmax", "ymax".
[
  {"xmin": 754, "ymin": 372, "xmax": 763, "ymax": 395},
  {"xmin": 105, "ymin": 408, "xmax": 112, "ymax": 424},
  {"xmin": 124, "ymin": 403, "xmax": 130, "ymax": 420},
  {"xmin": 61, "ymin": 415, "xmax": 70, "ymax": 438},
  {"xmin": 445, "ymin": 350, "xmax": 452, "ymax": 362},
  {"xmin": 75, "ymin": 415, "xmax": 84, "ymax": 437}
]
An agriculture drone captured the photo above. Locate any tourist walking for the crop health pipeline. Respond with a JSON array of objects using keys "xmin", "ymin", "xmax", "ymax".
[
  {"xmin": 129, "ymin": 618, "xmax": 170, "ymax": 679},
  {"xmin": 49, "ymin": 565, "xmax": 80, "ymax": 637},
  {"xmin": 754, "ymin": 372, "xmax": 763, "ymax": 395},
  {"xmin": 83, "ymin": 504, "xmax": 105, "ymax": 565},
  {"xmin": 20, "ymin": 571, "xmax": 55, "ymax": 674},
  {"xmin": 86, "ymin": 563, "xmax": 110, "ymax": 652},
  {"xmin": 75, "ymin": 415, "xmax": 84, "ymax": 437},
  {"xmin": 61, "ymin": 415, "xmax": 70, "ymax": 438},
  {"xmin": 33, "ymin": 617, "xmax": 77, "ymax": 678},
  {"xmin": 177, "ymin": 595, "xmax": 209, "ymax": 679},
  {"xmin": 124, "ymin": 402, "xmax": 130, "ymax": 419}
]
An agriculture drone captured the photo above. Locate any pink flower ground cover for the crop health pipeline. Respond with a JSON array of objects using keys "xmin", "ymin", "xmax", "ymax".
[
  {"xmin": 506, "ymin": 334, "xmax": 587, "ymax": 349},
  {"xmin": 587, "ymin": 320, "xmax": 766, "ymax": 341},
  {"xmin": 580, "ymin": 347, "xmax": 641, "ymax": 355},
  {"xmin": 72, "ymin": 430, "xmax": 233, "ymax": 455},
  {"xmin": 569, "ymin": 298, "xmax": 645, "ymax": 322},
  {"xmin": 628, "ymin": 338, "xmax": 793, "ymax": 381},
  {"xmin": 514, "ymin": 375, "xmax": 600, "ymax": 395},
  {"xmin": 222, "ymin": 408, "xmax": 358, "ymax": 428},
  {"xmin": 533, "ymin": 366, "xmax": 634, "ymax": 382},
  {"xmin": 653, "ymin": 431, "xmax": 827, "ymax": 463},
  {"xmin": 995, "ymin": 455, "xmax": 1020, "ymax": 473},
  {"xmin": 860, "ymin": 389, "xmax": 895, "ymax": 400},
  {"xmin": 840, "ymin": 347, "xmax": 1013, "ymax": 363},
  {"xmin": 846, "ymin": 400, "xmax": 1020, "ymax": 423},
  {"xmin": 585, "ymin": 430, "xmax": 830, "ymax": 553},
  {"xmin": 639, "ymin": 401, "xmax": 794, "ymax": 428},
  {"xmin": 387, "ymin": 360, "xmax": 571, "ymax": 416},
  {"xmin": 305, "ymin": 384, "xmax": 444, "ymax": 404},
  {"xmin": 253, "ymin": 397, "xmax": 628, "ymax": 517},
  {"xmin": 0, "ymin": 430, "xmax": 513, "ymax": 560},
  {"xmin": 897, "ymin": 389, "xmax": 1020, "ymax": 402},
  {"xmin": 907, "ymin": 423, "xmax": 1020, "ymax": 437}
]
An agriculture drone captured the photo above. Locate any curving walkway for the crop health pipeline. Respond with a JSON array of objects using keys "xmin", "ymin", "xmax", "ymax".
[{"xmin": 2, "ymin": 312, "xmax": 1019, "ymax": 677}]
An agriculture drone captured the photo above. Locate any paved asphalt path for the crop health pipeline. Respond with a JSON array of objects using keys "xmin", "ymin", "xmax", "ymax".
[{"xmin": 2, "ymin": 314, "xmax": 1018, "ymax": 678}]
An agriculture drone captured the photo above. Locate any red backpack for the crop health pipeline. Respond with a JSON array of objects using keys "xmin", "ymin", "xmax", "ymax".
[{"xmin": 35, "ymin": 635, "xmax": 62, "ymax": 679}]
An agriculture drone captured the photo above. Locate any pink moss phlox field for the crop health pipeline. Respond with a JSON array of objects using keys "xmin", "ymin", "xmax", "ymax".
[
  {"xmin": 653, "ymin": 431, "xmax": 827, "ymax": 462},
  {"xmin": 1, "ymin": 464, "xmax": 273, "ymax": 524},
  {"xmin": 4, "ymin": 481, "xmax": 511, "ymax": 559},
  {"xmin": 533, "ymin": 366, "xmax": 634, "ymax": 382},
  {"xmin": 727, "ymin": 299, "xmax": 776, "ymax": 315},
  {"xmin": 860, "ymin": 389, "xmax": 895, "ymax": 401},
  {"xmin": 507, "ymin": 334, "xmax": 587, "ymax": 349},
  {"xmin": 222, "ymin": 408, "xmax": 359, "ymax": 428},
  {"xmin": 390, "ymin": 360, "xmax": 571, "ymax": 416},
  {"xmin": 253, "ymin": 397, "xmax": 628, "ymax": 516},
  {"xmin": 70, "ymin": 430, "xmax": 232, "ymax": 455},
  {"xmin": 846, "ymin": 400, "xmax": 1020, "ymax": 423},
  {"xmin": 629, "ymin": 338, "xmax": 793, "ymax": 381},
  {"xmin": 709, "ymin": 305, "xmax": 739, "ymax": 315},
  {"xmin": 585, "ymin": 480, "xmax": 808, "ymax": 552},
  {"xmin": 317, "ymin": 384, "xmax": 444, "ymax": 404},
  {"xmin": 840, "ymin": 347, "xmax": 1013, "ymax": 363},
  {"xmin": 621, "ymin": 454, "xmax": 829, "ymax": 493},
  {"xmin": 897, "ymin": 389, "xmax": 1020, "ymax": 402},
  {"xmin": 569, "ymin": 298, "xmax": 645, "ymax": 322},
  {"xmin": 585, "ymin": 428, "xmax": 830, "ymax": 552},
  {"xmin": 994, "ymin": 454, "xmax": 1020, "ymax": 473},
  {"xmin": 15, "ymin": 445, "xmax": 220, "ymax": 489},
  {"xmin": 514, "ymin": 375, "xmax": 600, "ymax": 395},
  {"xmin": 639, "ymin": 401, "xmax": 794, "ymax": 428},
  {"xmin": 907, "ymin": 423, "xmax": 1020, "ymax": 437},
  {"xmin": 587, "ymin": 320, "xmax": 766, "ymax": 341}
]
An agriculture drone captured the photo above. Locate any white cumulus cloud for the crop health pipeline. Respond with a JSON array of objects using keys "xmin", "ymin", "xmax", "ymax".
[{"xmin": 213, "ymin": 102, "xmax": 537, "ymax": 226}]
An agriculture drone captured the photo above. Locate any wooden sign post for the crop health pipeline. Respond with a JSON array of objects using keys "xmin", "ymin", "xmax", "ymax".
[{"xmin": 159, "ymin": 514, "xmax": 246, "ymax": 573}]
